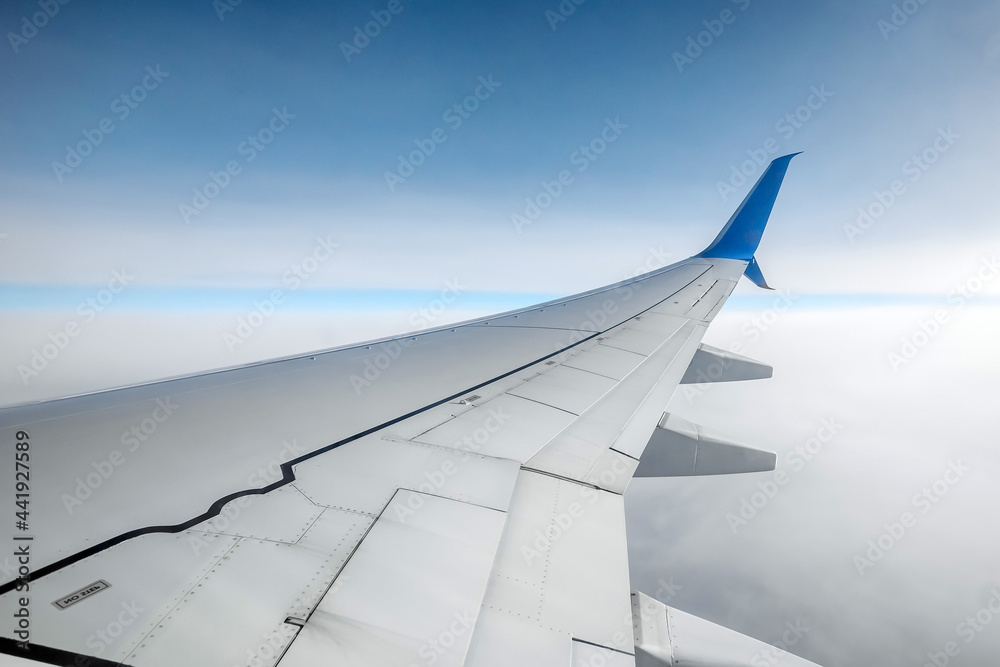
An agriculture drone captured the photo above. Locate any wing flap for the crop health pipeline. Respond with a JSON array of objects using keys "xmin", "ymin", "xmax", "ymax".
[
  {"xmin": 280, "ymin": 490, "xmax": 508, "ymax": 667},
  {"xmin": 293, "ymin": 436, "xmax": 521, "ymax": 513},
  {"xmin": 633, "ymin": 413, "xmax": 777, "ymax": 477},
  {"xmin": 412, "ymin": 393, "xmax": 577, "ymax": 463},
  {"xmin": 464, "ymin": 471, "xmax": 634, "ymax": 666},
  {"xmin": 525, "ymin": 318, "xmax": 702, "ymax": 481},
  {"xmin": 680, "ymin": 343, "xmax": 773, "ymax": 384},
  {"xmin": 507, "ymin": 365, "xmax": 618, "ymax": 416}
]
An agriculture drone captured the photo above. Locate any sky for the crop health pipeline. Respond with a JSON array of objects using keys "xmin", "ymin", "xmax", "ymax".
[{"xmin": 2, "ymin": 1, "xmax": 999, "ymax": 665}]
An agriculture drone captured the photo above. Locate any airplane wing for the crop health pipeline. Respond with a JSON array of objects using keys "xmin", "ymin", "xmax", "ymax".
[{"xmin": 0, "ymin": 154, "xmax": 820, "ymax": 667}]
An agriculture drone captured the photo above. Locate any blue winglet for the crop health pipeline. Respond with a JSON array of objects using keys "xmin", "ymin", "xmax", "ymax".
[
  {"xmin": 697, "ymin": 152, "xmax": 800, "ymax": 261},
  {"xmin": 743, "ymin": 255, "xmax": 774, "ymax": 290}
]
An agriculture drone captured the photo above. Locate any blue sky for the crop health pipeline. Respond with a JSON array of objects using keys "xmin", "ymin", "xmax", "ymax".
[{"xmin": 2, "ymin": 0, "xmax": 998, "ymax": 306}]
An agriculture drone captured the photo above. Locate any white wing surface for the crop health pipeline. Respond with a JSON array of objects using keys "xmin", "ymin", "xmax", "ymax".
[{"xmin": 0, "ymin": 154, "xmax": 819, "ymax": 666}]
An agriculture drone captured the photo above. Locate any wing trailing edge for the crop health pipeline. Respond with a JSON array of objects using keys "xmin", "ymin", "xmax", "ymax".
[{"xmin": 632, "ymin": 591, "xmax": 821, "ymax": 667}]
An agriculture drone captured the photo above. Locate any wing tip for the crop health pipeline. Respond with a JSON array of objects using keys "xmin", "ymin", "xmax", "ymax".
[{"xmin": 697, "ymin": 151, "xmax": 801, "ymax": 261}]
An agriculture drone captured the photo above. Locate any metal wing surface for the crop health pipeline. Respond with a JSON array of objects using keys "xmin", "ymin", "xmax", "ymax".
[{"xmin": 0, "ymin": 154, "xmax": 820, "ymax": 667}]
